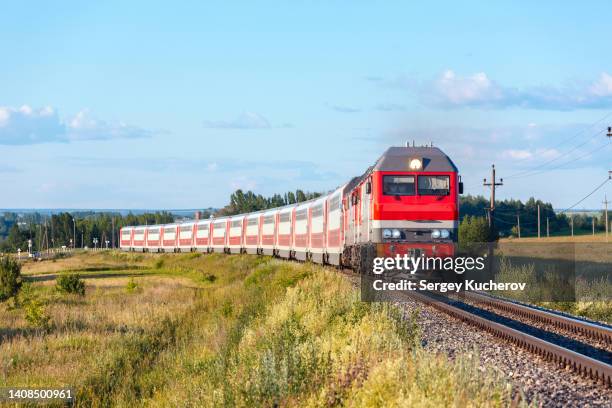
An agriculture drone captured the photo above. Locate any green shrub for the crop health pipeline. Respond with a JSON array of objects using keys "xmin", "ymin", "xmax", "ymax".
[
  {"xmin": 56, "ymin": 273, "xmax": 86, "ymax": 296},
  {"xmin": 154, "ymin": 259, "xmax": 164, "ymax": 269},
  {"xmin": 458, "ymin": 215, "xmax": 496, "ymax": 254},
  {"xmin": 0, "ymin": 255, "xmax": 22, "ymax": 301},
  {"xmin": 19, "ymin": 283, "xmax": 51, "ymax": 330},
  {"xmin": 202, "ymin": 273, "xmax": 217, "ymax": 283},
  {"xmin": 126, "ymin": 278, "xmax": 139, "ymax": 293}
]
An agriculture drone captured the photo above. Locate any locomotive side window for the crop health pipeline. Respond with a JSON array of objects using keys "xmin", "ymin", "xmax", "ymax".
[
  {"xmin": 383, "ymin": 176, "xmax": 415, "ymax": 196},
  {"xmin": 418, "ymin": 175, "xmax": 450, "ymax": 196}
]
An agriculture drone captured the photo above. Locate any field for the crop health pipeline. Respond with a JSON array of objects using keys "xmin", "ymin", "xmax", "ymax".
[
  {"xmin": 1, "ymin": 251, "xmax": 525, "ymax": 407},
  {"xmin": 500, "ymin": 232, "xmax": 611, "ymax": 244}
]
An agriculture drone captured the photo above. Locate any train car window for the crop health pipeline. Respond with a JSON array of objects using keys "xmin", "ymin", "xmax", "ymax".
[
  {"xmin": 383, "ymin": 176, "xmax": 415, "ymax": 196},
  {"xmin": 231, "ymin": 220, "xmax": 242, "ymax": 228},
  {"xmin": 295, "ymin": 209, "xmax": 307, "ymax": 221},
  {"xmin": 149, "ymin": 229, "xmax": 159, "ymax": 234},
  {"xmin": 248, "ymin": 217, "xmax": 258, "ymax": 226},
  {"xmin": 279, "ymin": 212, "xmax": 291, "ymax": 222},
  {"xmin": 213, "ymin": 222, "xmax": 226, "ymax": 230},
  {"xmin": 311, "ymin": 205, "xmax": 323, "ymax": 218},
  {"xmin": 264, "ymin": 215, "xmax": 275, "ymax": 224},
  {"xmin": 180, "ymin": 226, "xmax": 191, "ymax": 232},
  {"xmin": 197, "ymin": 224, "xmax": 208, "ymax": 231},
  {"xmin": 122, "ymin": 230, "xmax": 131, "ymax": 236},
  {"xmin": 329, "ymin": 195, "xmax": 341, "ymax": 211},
  {"xmin": 418, "ymin": 175, "xmax": 450, "ymax": 196}
]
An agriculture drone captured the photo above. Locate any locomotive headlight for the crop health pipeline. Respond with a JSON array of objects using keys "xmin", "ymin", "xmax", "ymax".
[
  {"xmin": 392, "ymin": 229, "xmax": 401, "ymax": 239},
  {"xmin": 383, "ymin": 229, "xmax": 392, "ymax": 239},
  {"xmin": 431, "ymin": 229, "xmax": 441, "ymax": 239},
  {"xmin": 408, "ymin": 158, "xmax": 423, "ymax": 170},
  {"xmin": 440, "ymin": 229, "xmax": 450, "ymax": 239}
]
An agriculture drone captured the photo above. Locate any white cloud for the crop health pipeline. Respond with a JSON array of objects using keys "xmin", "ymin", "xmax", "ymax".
[
  {"xmin": 430, "ymin": 70, "xmax": 506, "ymax": 106},
  {"xmin": 203, "ymin": 111, "xmax": 272, "ymax": 129},
  {"xmin": 590, "ymin": 72, "xmax": 612, "ymax": 97},
  {"xmin": 0, "ymin": 105, "xmax": 154, "ymax": 145},
  {"xmin": 375, "ymin": 70, "xmax": 612, "ymax": 110},
  {"xmin": 0, "ymin": 105, "xmax": 66, "ymax": 144},
  {"xmin": 503, "ymin": 149, "xmax": 532, "ymax": 160},
  {"xmin": 66, "ymin": 109, "xmax": 153, "ymax": 141}
]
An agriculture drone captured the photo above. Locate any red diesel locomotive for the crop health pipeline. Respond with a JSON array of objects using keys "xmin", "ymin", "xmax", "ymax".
[{"xmin": 120, "ymin": 145, "xmax": 462, "ymax": 273}]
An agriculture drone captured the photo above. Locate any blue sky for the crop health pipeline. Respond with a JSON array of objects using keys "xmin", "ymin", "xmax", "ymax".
[{"xmin": 1, "ymin": 1, "xmax": 611, "ymax": 209}]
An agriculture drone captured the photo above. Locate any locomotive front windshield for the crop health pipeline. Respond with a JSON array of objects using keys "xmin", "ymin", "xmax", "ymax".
[
  {"xmin": 418, "ymin": 175, "xmax": 450, "ymax": 195},
  {"xmin": 383, "ymin": 176, "xmax": 415, "ymax": 196}
]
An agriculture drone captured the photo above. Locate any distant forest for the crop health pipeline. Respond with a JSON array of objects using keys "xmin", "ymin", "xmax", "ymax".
[{"xmin": 0, "ymin": 190, "xmax": 609, "ymax": 253}]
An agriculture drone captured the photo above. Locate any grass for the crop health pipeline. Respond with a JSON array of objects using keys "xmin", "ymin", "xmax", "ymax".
[
  {"xmin": 1, "ymin": 251, "xmax": 528, "ymax": 407},
  {"xmin": 492, "ymin": 257, "xmax": 611, "ymax": 323}
]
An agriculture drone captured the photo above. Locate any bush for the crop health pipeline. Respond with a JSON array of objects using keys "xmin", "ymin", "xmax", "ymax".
[
  {"xmin": 19, "ymin": 283, "xmax": 51, "ymax": 330},
  {"xmin": 202, "ymin": 273, "xmax": 217, "ymax": 283},
  {"xmin": 0, "ymin": 256, "xmax": 22, "ymax": 301},
  {"xmin": 56, "ymin": 273, "xmax": 86, "ymax": 296},
  {"xmin": 458, "ymin": 215, "xmax": 496, "ymax": 254},
  {"xmin": 125, "ymin": 277, "xmax": 139, "ymax": 293}
]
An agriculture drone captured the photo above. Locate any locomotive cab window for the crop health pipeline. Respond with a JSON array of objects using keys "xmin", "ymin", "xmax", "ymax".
[
  {"xmin": 383, "ymin": 176, "xmax": 415, "ymax": 196},
  {"xmin": 418, "ymin": 175, "xmax": 450, "ymax": 196}
]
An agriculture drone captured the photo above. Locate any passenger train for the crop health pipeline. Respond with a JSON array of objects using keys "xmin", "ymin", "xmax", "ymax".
[{"xmin": 120, "ymin": 146, "xmax": 463, "ymax": 273}]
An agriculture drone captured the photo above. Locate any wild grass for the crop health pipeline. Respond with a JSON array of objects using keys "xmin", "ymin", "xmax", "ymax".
[
  {"xmin": 493, "ymin": 257, "xmax": 611, "ymax": 323},
  {"xmin": 1, "ymin": 251, "xmax": 526, "ymax": 407}
]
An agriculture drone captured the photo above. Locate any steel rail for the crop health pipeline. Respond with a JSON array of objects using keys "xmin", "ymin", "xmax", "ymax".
[
  {"xmin": 403, "ymin": 290, "xmax": 612, "ymax": 386},
  {"xmin": 461, "ymin": 291, "xmax": 612, "ymax": 344}
]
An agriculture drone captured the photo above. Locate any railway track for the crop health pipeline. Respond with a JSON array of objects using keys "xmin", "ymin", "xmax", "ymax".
[
  {"xmin": 350, "ymin": 271, "xmax": 612, "ymax": 387},
  {"xmin": 460, "ymin": 290, "xmax": 612, "ymax": 344},
  {"xmin": 404, "ymin": 290, "xmax": 612, "ymax": 387}
]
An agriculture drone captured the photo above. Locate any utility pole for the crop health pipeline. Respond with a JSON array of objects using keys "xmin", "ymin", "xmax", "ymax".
[
  {"xmin": 604, "ymin": 194, "xmax": 610, "ymax": 242},
  {"xmin": 592, "ymin": 217, "xmax": 595, "ymax": 236},
  {"xmin": 546, "ymin": 216, "xmax": 550, "ymax": 238},
  {"xmin": 570, "ymin": 215, "xmax": 574, "ymax": 237},
  {"xmin": 483, "ymin": 164, "xmax": 503, "ymax": 231},
  {"xmin": 73, "ymin": 217, "xmax": 76, "ymax": 250},
  {"xmin": 537, "ymin": 204, "xmax": 541, "ymax": 239},
  {"xmin": 516, "ymin": 212, "xmax": 521, "ymax": 239},
  {"xmin": 112, "ymin": 217, "xmax": 115, "ymax": 249}
]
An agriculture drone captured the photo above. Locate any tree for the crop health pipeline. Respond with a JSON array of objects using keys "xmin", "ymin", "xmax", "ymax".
[
  {"xmin": 458, "ymin": 215, "xmax": 493, "ymax": 254},
  {"xmin": 0, "ymin": 256, "xmax": 22, "ymax": 301}
]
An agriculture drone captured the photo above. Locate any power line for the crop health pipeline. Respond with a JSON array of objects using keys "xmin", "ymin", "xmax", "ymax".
[
  {"xmin": 558, "ymin": 176, "xmax": 611, "ymax": 214},
  {"xmin": 509, "ymin": 111, "xmax": 612, "ymax": 167},
  {"xmin": 506, "ymin": 128, "xmax": 607, "ymax": 179},
  {"xmin": 507, "ymin": 138, "xmax": 612, "ymax": 179}
]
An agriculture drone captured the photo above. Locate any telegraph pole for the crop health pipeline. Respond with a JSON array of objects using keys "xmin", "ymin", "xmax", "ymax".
[
  {"xmin": 111, "ymin": 217, "xmax": 115, "ymax": 249},
  {"xmin": 604, "ymin": 194, "xmax": 610, "ymax": 242},
  {"xmin": 516, "ymin": 212, "xmax": 521, "ymax": 239},
  {"xmin": 546, "ymin": 216, "xmax": 550, "ymax": 238},
  {"xmin": 592, "ymin": 217, "xmax": 595, "ymax": 236},
  {"xmin": 483, "ymin": 164, "xmax": 503, "ymax": 231},
  {"xmin": 570, "ymin": 215, "xmax": 574, "ymax": 237},
  {"xmin": 537, "ymin": 204, "xmax": 541, "ymax": 239}
]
